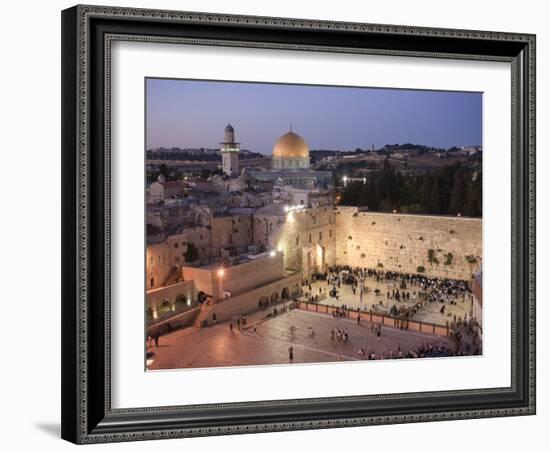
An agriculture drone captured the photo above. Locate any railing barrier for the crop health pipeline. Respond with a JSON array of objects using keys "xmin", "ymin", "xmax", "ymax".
[{"xmin": 293, "ymin": 299, "xmax": 449, "ymax": 336}]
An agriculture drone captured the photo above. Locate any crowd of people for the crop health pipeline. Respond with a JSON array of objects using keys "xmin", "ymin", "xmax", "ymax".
[
  {"xmin": 323, "ymin": 316, "xmax": 468, "ymax": 361},
  {"xmin": 330, "ymin": 327, "xmax": 350, "ymax": 342},
  {"xmin": 366, "ymin": 342, "xmax": 457, "ymax": 360},
  {"xmin": 308, "ymin": 265, "xmax": 475, "ymax": 324}
]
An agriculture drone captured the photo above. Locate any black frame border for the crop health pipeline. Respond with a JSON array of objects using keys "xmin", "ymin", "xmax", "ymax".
[{"xmin": 61, "ymin": 4, "xmax": 536, "ymax": 444}]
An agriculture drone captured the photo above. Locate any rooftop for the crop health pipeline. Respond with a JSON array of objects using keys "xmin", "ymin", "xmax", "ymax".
[{"xmin": 254, "ymin": 203, "xmax": 288, "ymax": 216}]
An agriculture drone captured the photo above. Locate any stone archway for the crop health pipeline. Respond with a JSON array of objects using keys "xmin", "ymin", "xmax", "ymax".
[
  {"xmin": 175, "ymin": 293, "xmax": 190, "ymax": 311},
  {"xmin": 258, "ymin": 295, "xmax": 268, "ymax": 308},
  {"xmin": 270, "ymin": 291, "xmax": 279, "ymax": 303},
  {"xmin": 158, "ymin": 298, "xmax": 171, "ymax": 315},
  {"xmin": 281, "ymin": 287, "xmax": 290, "ymax": 299}
]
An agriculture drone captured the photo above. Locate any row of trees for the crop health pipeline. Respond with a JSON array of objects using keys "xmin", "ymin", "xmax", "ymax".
[
  {"xmin": 147, "ymin": 164, "xmax": 223, "ymax": 184},
  {"xmin": 146, "ymin": 149, "xmax": 263, "ymax": 161},
  {"xmin": 339, "ymin": 160, "xmax": 482, "ymax": 217}
]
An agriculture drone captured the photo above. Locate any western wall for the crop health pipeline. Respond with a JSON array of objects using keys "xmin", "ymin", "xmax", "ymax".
[{"xmin": 335, "ymin": 207, "xmax": 482, "ymax": 280}]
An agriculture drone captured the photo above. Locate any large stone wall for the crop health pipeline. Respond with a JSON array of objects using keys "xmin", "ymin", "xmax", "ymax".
[{"xmin": 335, "ymin": 207, "xmax": 482, "ymax": 280}]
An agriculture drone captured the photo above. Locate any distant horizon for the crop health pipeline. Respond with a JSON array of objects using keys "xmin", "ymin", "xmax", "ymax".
[
  {"xmin": 146, "ymin": 143, "xmax": 481, "ymax": 153},
  {"xmin": 146, "ymin": 78, "xmax": 482, "ymax": 154}
]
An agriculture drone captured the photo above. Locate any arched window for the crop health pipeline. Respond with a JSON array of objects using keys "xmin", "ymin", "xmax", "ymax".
[
  {"xmin": 150, "ymin": 277, "xmax": 155, "ymax": 288},
  {"xmin": 158, "ymin": 298, "xmax": 171, "ymax": 315}
]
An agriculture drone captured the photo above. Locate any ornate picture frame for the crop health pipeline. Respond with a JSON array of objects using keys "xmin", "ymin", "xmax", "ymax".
[{"xmin": 61, "ymin": 5, "xmax": 536, "ymax": 444}]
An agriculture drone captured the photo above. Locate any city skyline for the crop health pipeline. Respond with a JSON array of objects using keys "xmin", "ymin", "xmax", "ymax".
[{"xmin": 146, "ymin": 78, "xmax": 482, "ymax": 153}]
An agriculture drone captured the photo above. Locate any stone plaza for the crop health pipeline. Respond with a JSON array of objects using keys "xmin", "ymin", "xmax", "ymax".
[{"xmin": 147, "ymin": 307, "xmax": 457, "ymax": 370}]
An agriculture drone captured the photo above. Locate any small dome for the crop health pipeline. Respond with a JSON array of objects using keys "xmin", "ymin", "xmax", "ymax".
[
  {"xmin": 225, "ymin": 124, "xmax": 234, "ymax": 132},
  {"xmin": 272, "ymin": 131, "xmax": 309, "ymax": 159}
]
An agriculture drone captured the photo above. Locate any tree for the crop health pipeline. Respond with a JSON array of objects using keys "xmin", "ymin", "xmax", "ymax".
[
  {"xmin": 429, "ymin": 177, "xmax": 441, "ymax": 214},
  {"xmin": 378, "ymin": 158, "xmax": 394, "ymax": 200},
  {"xmin": 465, "ymin": 172, "xmax": 482, "ymax": 217},
  {"xmin": 337, "ymin": 158, "xmax": 481, "ymax": 217},
  {"xmin": 448, "ymin": 165, "xmax": 467, "ymax": 214},
  {"xmin": 184, "ymin": 242, "xmax": 199, "ymax": 263},
  {"xmin": 159, "ymin": 163, "xmax": 169, "ymax": 178},
  {"xmin": 420, "ymin": 173, "xmax": 433, "ymax": 211}
]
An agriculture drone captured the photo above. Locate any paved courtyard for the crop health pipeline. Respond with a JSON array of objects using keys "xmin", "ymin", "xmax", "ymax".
[
  {"xmin": 309, "ymin": 277, "xmax": 473, "ymax": 326},
  {"xmin": 147, "ymin": 307, "xmax": 454, "ymax": 370}
]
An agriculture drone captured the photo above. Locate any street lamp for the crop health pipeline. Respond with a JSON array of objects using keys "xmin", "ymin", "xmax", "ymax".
[{"xmin": 269, "ymin": 250, "xmax": 276, "ymax": 257}]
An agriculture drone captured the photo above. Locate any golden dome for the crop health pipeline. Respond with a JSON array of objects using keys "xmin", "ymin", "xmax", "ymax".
[{"xmin": 272, "ymin": 131, "xmax": 309, "ymax": 158}]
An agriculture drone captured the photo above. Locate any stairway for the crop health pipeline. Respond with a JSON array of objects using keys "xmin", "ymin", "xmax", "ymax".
[
  {"xmin": 163, "ymin": 266, "xmax": 183, "ymax": 287},
  {"xmin": 193, "ymin": 300, "xmax": 217, "ymax": 328}
]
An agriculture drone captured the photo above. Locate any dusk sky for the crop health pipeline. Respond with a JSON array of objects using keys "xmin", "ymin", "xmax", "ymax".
[{"xmin": 146, "ymin": 78, "xmax": 482, "ymax": 154}]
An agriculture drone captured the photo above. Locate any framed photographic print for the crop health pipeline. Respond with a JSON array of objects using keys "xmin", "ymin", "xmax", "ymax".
[{"xmin": 61, "ymin": 5, "xmax": 536, "ymax": 444}]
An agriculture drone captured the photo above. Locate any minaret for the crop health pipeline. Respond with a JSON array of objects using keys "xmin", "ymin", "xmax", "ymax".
[{"xmin": 220, "ymin": 124, "xmax": 240, "ymax": 176}]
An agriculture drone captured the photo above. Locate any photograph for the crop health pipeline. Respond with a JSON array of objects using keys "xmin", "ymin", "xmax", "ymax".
[
  {"xmin": 51, "ymin": 1, "xmax": 537, "ymax": 445},
  {"xmin": 144, "ymin": 78, "xmax": 484, "ymax": 370}
]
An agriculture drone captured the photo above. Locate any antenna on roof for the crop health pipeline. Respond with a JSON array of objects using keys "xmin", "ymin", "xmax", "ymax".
[{"xmin": 290, "ymin": 122, "xmax": 293, "ymax": 132}]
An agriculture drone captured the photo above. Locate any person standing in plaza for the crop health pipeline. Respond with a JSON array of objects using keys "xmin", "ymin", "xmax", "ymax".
[{"xmin": 288, "ymin": 346, "xmax": 294, "ymax": 363}]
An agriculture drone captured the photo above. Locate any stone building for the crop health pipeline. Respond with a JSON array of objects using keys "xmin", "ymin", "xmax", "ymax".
[
  {"xmin": 211, "ymin": 212, "xmax": 254, "ymax": 249},
  {"xmin": 252, "ymin": 203, "xmax": 288, "ymax": 247},
  {"xmin": 146, "ymin": 241, "xmax": 173, "ymax": 289},
  {"xmin": 148, "ymin": 175, "xmax": 186, "ymax": 200},
  {"xmin": 250, "ymin": 129, "xmax": 332, "ymax": 187},
  {"xmin": 251, "ymin": 204, "xmax": 337, "ymax": 279}
]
